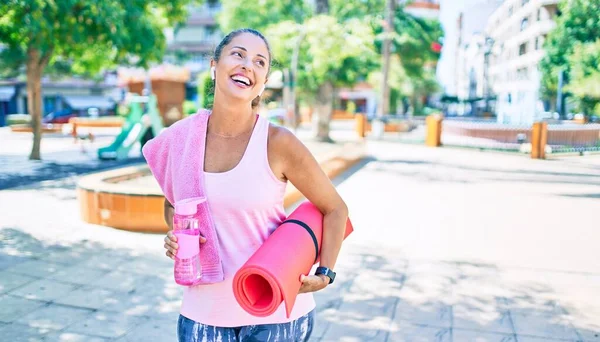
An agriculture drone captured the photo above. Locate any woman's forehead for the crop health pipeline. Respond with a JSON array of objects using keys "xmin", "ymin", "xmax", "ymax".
[{"xmin": 227, "ymin": 33, "xmax": 269, "ymax": 58}]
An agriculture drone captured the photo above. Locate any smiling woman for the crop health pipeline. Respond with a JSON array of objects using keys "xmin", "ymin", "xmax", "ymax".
[{"xmin": 148, "ymin": 28, "xmax": 350, "ymax": 342}]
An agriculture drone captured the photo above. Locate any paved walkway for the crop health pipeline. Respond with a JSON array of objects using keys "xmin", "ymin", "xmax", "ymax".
[{"xmin": 1, "ymin": 125, "xmax": 599, "ymax": 341}]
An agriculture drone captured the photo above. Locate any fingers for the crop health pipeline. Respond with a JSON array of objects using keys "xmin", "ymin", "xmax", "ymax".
[
  {"xmin": 200, "ymin": 236, "xmax": 207, "ymax": 244},
  {"xmin": 163, "ymin": 232, "xmax": 178, "ymax": 259},
  {"xmin": 166, "ymin": 230, "xmax": 177, "ymax": 242}
]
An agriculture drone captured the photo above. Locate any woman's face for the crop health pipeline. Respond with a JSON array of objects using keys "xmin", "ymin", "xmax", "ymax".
[{"xmin": 213, "ymin": 33, "xmax": 270, "ymax": 104}]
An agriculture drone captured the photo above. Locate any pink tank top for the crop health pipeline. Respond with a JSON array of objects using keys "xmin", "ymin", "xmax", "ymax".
[{"xmin": 179, "ymin": 114, "xmax": 316, "ymax": 327}]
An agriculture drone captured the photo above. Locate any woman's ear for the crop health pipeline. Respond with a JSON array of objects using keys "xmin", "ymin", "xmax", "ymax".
[{"xmin": 211, "ymin": 66, "xmax": 216, "ymax": 80}]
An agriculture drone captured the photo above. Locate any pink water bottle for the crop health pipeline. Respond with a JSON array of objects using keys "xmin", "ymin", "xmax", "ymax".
[{"xmin": 173, "ymin": 197, "xmax": 203, "ymax": 286}]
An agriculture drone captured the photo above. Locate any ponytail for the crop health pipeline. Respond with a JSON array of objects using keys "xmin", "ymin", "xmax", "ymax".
[{"xmin": 251, "ymin": 95, "xmax": 261, "ymax": 109}]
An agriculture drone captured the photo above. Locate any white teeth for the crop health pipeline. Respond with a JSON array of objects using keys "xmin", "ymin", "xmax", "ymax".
[{"xmin": 231, "ymin": 75, "xmax": 251, "ymax": 86}]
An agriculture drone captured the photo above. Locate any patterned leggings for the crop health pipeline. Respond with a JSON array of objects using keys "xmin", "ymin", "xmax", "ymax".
[{"xmin": 177, "ymin": 310, "xmax": 315, "ymax": 342}]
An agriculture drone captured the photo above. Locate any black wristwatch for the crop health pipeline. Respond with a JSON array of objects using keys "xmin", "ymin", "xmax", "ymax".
[{"xmin": 315, "ymin": 266, "xmax": 336, "ymax": 284}]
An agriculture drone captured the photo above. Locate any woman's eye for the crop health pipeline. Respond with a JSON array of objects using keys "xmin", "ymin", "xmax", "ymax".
[
  {"xmin": 256, "ymin": 60, "xmax": 265, "ymax": 67},
  {"xmin": 233, "ymin": 51, "xmax": 242, "ymax": 57}
]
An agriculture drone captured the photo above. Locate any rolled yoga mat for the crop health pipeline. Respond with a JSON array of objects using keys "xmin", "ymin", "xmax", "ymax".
[{"xmin": 232, "ymin": 201, "xmax": 354, "ymax": 318}]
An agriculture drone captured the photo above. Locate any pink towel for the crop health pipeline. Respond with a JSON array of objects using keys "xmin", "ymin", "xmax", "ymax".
[{"xmin": 141, "ymin": 109, "xmax": 224, "ymax": 284}]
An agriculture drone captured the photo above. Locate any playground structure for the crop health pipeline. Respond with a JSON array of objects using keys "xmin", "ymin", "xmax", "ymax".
[{"xmin": 97, "ymin": 94, "xmax": 164, "ymax": 160}]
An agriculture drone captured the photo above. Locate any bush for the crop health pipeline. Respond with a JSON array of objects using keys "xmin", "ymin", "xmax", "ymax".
[
  {"xmin": 183, "ymin": 100, "xmax": 199, "ymax": 116},
  {"xmin": 198, "ymin": 71, "xmax": 214, "ymax": 109},
  {"xmin": 6, "ymin": 114, "xmax": 31, "ymax": 126}
]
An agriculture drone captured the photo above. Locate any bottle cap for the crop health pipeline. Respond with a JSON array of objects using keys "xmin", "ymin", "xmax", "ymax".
[{"xmin": 174, "ymin": 197, "xmax": 206, "ymax": 215}]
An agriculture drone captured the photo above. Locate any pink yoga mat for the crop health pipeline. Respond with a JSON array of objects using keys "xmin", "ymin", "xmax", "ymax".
[{"xmin": 233, "ymin": 201, "xmax": 353, "ymax": 318}]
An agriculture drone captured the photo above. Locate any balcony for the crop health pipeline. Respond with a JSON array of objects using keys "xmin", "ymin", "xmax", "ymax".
[{"xmin": 187, "ymin": 3, "xmax": 222, "ymax": 26}]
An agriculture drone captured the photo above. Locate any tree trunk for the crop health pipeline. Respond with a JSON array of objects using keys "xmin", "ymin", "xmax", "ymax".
[
  {"xmin": 379, "ymin": 0, "xmax": 395, "ymax": 118},
  {"xmin": 26, "ymin": 49, "xmax": 46, "ymax": 160},
  {"xmin": 315, "ymin": 0, "xmax": 329, "ymax": 14},
  {"xmin": 315, "ymin": 81, "xmax": 334, "ymax": 142}
]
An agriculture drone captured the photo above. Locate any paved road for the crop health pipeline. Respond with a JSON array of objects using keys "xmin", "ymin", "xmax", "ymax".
[{"xmin": 1, "ymin": 135, "xmax": 599, "ymax": 341}]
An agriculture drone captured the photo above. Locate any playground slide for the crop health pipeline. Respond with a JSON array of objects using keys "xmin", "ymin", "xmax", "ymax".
[{"xmin": 98, "ymin": 95, "xmax": 164, "ymax": 160}]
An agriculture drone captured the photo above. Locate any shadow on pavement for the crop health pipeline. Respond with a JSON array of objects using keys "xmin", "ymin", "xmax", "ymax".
[
  {"xmin": 0, "ymin": 156, "xmax": 145, "ymax": 191},
  {"xmin": 0, "ymin": 227, "xmax": 178, "ymax": 341},
  {"xmin": 311, "ymin": 243, "xmax": 599, "ymax": 342}
]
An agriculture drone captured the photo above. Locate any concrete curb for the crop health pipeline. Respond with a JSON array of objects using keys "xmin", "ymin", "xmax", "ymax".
[{"xmin": 283, "ymin": 154, "xmax": 366, "ymax": 208}]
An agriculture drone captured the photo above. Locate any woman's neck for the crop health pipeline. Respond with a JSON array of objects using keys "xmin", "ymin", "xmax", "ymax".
[{"xmin": 209, "ymin": 98, "xmax": 255, "ymax": 137}]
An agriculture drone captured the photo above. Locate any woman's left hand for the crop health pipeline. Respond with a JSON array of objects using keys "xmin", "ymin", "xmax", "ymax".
[{"xmin": 298, "ymin": 274, "xmax": 329, "ymax": 294}]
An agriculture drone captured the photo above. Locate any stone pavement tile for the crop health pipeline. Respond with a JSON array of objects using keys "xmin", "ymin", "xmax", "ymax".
[
  {"xmin": 386, "ymin": 322, "xmax": 451, "ymax": 342},
  {"xmin": 116, "ymin": 256, "xmax": 172, "ymax": 276},
  {"xmin": 0, "ymin": 254, "xmax": 31, "ymax": 270},
  {"xmin": 452, "ymin": 305, "xmax": 515, "ymax": 335},
  {"xmin": 452, "ymin": 329, "xmax": 516, "ymax": 341},
  {"xmin": 511, "ymin": 312, "xmax": 580, "ymax": 341},
  {"xmin": 41, "ymin": 245, "xmax": 100, "ymax": 266},
  {"xmin": 0, "ymin": 271, "xmax": 38, "ymax": 294},
  {"xmin": 116, "ymin": 318, "xmax": 176, "ymax": 342},
  {"xmin": 47, "ymin": 266, "xmax": 109, "ymax": 286},
  {"xmin": 9, "ymin": 278, "xmax": 80, "ymax": 302},
  {"xmin": 76, "ymin": 253, "xmax": 127, "ymax": 271},
  {"xmin": 93, "ymin": 270, "xmax": 145, "ymax": 292},
  {"xmin": 66, "ymin": 311, "xmax": 146, "ymax": 339},
  {"xmin": 310, "ymin": 318, "xmax": 328, "ymax": 341},
  {"xmin": 0, "ymin": 229, "xmax": 47, "ymax": 259},
  {"xmin": 15, "ymin": 303, "xmax": 93, "ymax": 330},
  {"xmin": 318, "ymin": 313, "xmax": 389, "ymax": 342},
  {"xmin": 0, "ymin": 295, "xmax": 47, "ymax": 323},
  {"xmin": 575, "ymin": 327, "xmax": 600, "ymax": 342},
  {"xmin": 4, "ymin": 259, "xmax": 64, "ymax": 278},
  {"xmin": 52, "ymin": 286, "xmax": 120, "ymax": 310},
  {"xmin": 394, "ymin": 300, "xmax": 452, "ymax": 329},
  {"xmin": 0, "ymin": 322, "xmax": 53, "ymax": 342},
  {"xmin": 43, "ymin": 331, "xmax": 110, "ymax": 342},
  {"xmin": 516, "ymin": 336, "xmax": 579, "ymax": 342}
]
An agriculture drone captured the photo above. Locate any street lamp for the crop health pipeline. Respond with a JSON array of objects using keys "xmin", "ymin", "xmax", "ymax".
[{"xmin": 483, "ymin": 37, "xmax": 494, "ymax": 115}]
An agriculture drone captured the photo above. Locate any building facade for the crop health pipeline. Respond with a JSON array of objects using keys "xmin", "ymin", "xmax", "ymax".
[
  {"xmin": 485, "ymin": 0, "xmax": 559, "ymax": 124},
  {"xmin": 404, "ymin": 0, "xmax": 440, "ymax": 19},
  {"xmin": 165, "ymin": 1, "xmax": 222, "ymax": 76}
]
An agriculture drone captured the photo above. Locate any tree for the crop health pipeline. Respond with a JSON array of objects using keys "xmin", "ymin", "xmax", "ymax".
[
  {"xmin": 540, "ymin": 0, "xmax": 600, "ymax": 114},
  {"xmin": 372, "ymin": 6, "xmax": 443, "ymax": 115},
  {"xmin": 266, "ymin": 16, "xmax": 378, "ymax": 140},
  {"xmin": 0, "ymin": 0, "xmax": 194, "ymax": 160},
  {"xmin": 564, "ymin": 40, "xmax": 600, "ymax": 115},
  {"xmin": 218, "ymin": 0, "xmax": 382, "ymax": 141}
]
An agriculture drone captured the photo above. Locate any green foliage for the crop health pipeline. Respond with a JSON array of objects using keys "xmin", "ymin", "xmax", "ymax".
[
  {"xmin": 372, "ymin": 6, "xmax": 443, "ymax": 79},
  {"xmin": 218, "ymin": 0, "xmax": 309, "ymax": 33},
  {"xmin": 565, "ymin": 40, "xmax": 600, "ymax": 113},
  {"xmin": 198, "ymin": 70, "xmax": 214, "ymax": 109},
  {"xmin": 266, "ymin": 15, "xmax": 378, "ymax": 99},
  {"xmin": 0, "ymin": 0, "xmax": 194, "ymax": 76},
  {"xmin": 183, "ymin": 100, "xmax": 199, "ymax": 116},
  {"xmin": 540, "ymin": 0, "xmax": 600, "ymax": 106}
]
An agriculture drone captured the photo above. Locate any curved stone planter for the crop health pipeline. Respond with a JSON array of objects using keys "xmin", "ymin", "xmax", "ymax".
[{"xmin": 77, "ymin": 145, "xmax": 366, "ymax": 234}]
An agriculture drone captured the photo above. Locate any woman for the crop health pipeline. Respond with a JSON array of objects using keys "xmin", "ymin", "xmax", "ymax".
[{"xmin": 162, "ymin": 28, "xmax": 349, "ymax": 342}]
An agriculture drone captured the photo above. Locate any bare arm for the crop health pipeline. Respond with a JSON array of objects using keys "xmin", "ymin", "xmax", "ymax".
[
  {"xmin": 164, "ymin": 198, "xmax": 174, "ymax": 230},
  {"xmin": 273, "ymin": 128, "xmax": 349, "ymax": 278}
]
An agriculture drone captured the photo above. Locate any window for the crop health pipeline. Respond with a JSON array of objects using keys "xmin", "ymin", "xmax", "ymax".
[
  {"xmin": 521, "ymin": 18, "xmax": 529, "ymax": 31},
  {"xmin": 508, "ymin": 6, "xmax": 513, "ymax": 16},
  {"xmin": 519, "ymin": 43, "xmax": 528, "ymax": 55},
  {"xmin": 522, "ymin": 0, "xmax": 529, "ymax": 6},
  {"xmin": 537, "ymin": 8, "xmax": 542, "ymax": 21}
]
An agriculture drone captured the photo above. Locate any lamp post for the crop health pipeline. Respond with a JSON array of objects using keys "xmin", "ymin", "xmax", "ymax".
[{"xmin": 483, "ymin": 37, "xmax": 494, "ymax": 115}]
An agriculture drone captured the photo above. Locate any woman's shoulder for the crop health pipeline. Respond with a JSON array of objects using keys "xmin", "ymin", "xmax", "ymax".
[{"xmin": 267, "ymin": 123, "xmax": 308, "ymax": 159}]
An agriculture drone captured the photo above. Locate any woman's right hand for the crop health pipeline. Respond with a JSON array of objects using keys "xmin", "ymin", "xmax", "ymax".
[{"xmin": 164, "ymin": 231, "xmax": 207, "ymax": 260}]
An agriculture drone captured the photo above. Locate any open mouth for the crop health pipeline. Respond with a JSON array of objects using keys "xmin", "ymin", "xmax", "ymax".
[{"xmin": 231, "ymin": 75, "xmax": 253, "ymax": 88}]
